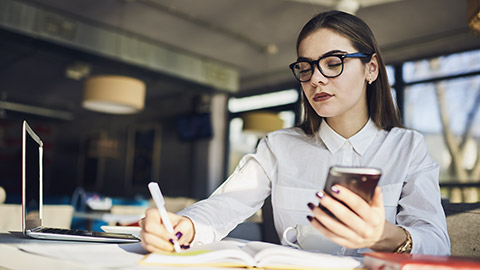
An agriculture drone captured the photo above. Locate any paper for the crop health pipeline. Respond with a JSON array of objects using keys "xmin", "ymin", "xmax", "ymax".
[
  {"xmin": 140, "ymin": 240, "xmax": 363, "ymax": 269},
  {"xmin": 18, "ymin": 242, "xmax": 146, "ymax": 268}
]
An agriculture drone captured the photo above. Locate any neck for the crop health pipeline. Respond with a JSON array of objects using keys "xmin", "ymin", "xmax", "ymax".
[{"xmin": 326, "ymin": 113, "xmax": 369, "ymax": 138}]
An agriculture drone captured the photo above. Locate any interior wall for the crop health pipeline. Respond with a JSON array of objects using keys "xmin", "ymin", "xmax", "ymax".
[
  {"xmin": 0, "ymin": 27, "xmax": 226, "ymax": 202},
  {"xmin": 0, "ymin": 92, "xmax": 220, "ymax": 204}
]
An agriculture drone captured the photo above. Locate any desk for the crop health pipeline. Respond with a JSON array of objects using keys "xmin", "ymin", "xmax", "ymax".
[
  {"xmin": 0, "ymin": 231, "xmax": 363, "ymax": 270},
  {"xmin": 0, "ymin": 231, "xmax": 221, "ymax": 270}
]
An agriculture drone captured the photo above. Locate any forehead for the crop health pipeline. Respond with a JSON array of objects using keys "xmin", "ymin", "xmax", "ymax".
[{"xmin": 298, "ymin": 28, "xmax": 355, "ymax": 58}]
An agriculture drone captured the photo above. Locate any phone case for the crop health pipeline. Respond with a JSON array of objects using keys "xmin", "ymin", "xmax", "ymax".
[
  {"xmin": 324, "ymin": 166, "xmax": 382, "ymax": 203},
  {"xmin": 319, "ymin": 166, "xmax": 382, "ymax": 220}
]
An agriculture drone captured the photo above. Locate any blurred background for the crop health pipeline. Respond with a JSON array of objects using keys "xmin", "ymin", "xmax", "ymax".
[{"xmin": 1, "ymin": 0, "xmax": 480, "ymax": 232}]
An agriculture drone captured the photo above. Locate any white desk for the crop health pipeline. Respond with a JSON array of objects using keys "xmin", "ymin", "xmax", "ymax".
[
  {"xmin": 0, "ymin": 232, "xmax": 220, "ymax": 270},
  {"xmin": 0, "ymin": 232, "xmax": 363, "ymax": 270}
]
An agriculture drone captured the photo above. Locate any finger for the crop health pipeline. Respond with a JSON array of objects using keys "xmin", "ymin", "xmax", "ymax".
[
  {"xmin": 328, "ymin": 185, "xmax": 372, "ymax": 218},
  {"xmin": 321, "ymin": 186, "xmax": 384, "ymax": 237},
  {"xmin": 363, "ymin": 186, "xmax": 385, "ymax": 225},
  {"xmin": 371, "ymin": 186, "xmax": 384, "ymax": 209},
  {"xmin": 309, "ymin": 203, "xmax": 362, "ymax": 244},
  {"xmin": 315, "ymin": 191, "xmax": 367, "ymax": 230},
  {"xmin": 142, "ymin": 208, "xmax": 176, "ymax": 240},
  {"xmin": 140, "ymin": 229, "xmax": 175, "ymax": 253},
  {"xmin": 307, "ymin": 212, "xmax": 362, "ymax": 249},
  {"xmin": 171, "ymin": 216, "xmax": 195, "ymax": 245}
]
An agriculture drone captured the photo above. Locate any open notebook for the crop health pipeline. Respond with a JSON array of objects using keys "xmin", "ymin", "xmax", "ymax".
[
  {"xmin": 140, "ymin": 240, "xmax": 362, "ymax": 269},
  {"xmin": 22, "ymin": 120, "xmax": 139, "ymax": 243}
]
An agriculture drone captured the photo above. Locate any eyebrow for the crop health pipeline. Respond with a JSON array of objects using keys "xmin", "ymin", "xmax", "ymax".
[{"xmin": 297, "ymin": 50, "xmax": 348, "ymax": 61}]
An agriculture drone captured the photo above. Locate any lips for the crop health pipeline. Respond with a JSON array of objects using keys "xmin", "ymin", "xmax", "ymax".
[{"xmin": 313, "ymin": 92, "xmax": 333, "ymax": 102}]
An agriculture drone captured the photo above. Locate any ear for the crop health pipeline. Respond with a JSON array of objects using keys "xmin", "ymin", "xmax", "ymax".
[{"xmin": 365, "ymin": 53, "xmax": 379, "ymax": 84}]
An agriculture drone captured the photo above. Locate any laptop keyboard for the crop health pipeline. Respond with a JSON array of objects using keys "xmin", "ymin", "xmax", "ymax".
[
  {"xmin": 33, "ymin": 227, "xmax": 94, "ymax": 236},
  {"xmin": 30, "ymin": 226, "xmax": 140, "ymax": 241}
]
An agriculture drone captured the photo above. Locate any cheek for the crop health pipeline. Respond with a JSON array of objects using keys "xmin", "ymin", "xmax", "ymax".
[
  {"xmin": 301, "ymin": 84, "xmax": 315, "ymax": 104},
  {"xmin": 335, "ymin": 72, "xmax": 366, "ymax": 96}
]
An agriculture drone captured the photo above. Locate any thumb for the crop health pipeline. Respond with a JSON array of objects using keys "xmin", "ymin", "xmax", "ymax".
[{"xmin": 371, "ymin": 186, "xmax": 384, "ymax": 209}]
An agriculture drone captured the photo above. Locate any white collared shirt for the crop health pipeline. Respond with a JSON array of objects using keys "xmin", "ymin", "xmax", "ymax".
[{"xmin": 178, "ymin": 119, "xmax": 450, "ymax": 256}]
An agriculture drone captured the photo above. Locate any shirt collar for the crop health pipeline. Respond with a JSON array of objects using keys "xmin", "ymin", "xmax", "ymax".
[{"xmin": 319, "ymin": 118, "xmax": 379, "ymax": 156}]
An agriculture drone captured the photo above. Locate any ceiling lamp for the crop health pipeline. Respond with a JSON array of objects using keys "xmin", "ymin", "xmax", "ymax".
[
  {"xmin": 83, "ymin": 75, "xmax": 146, "ymax": 114},
  {"xmin": 468, "ymin": 0, "xmax": 480, "ymax": 34},
  {"xmin": 242, "ymin": 111, "xmax": 284, "ymax": 137}
]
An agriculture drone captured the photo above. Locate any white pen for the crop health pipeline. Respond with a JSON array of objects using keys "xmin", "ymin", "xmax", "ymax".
[{"xmin": 148, "ymin": 182, "xmax": 181, "ymax": 252}]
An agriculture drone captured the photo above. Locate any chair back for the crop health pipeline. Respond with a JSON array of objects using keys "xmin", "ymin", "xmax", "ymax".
[{"xmin": 442, "ymin": 199, "xmax": 480, "ymax": 257}]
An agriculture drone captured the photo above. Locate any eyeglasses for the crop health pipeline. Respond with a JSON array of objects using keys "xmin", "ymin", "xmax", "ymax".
[{"xmin": 289, "ymin": 52, "xmax": 371, "ymax": 82}]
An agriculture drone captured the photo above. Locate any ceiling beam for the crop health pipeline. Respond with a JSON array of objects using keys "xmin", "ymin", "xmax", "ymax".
[{"xmin": 0, "ymin": 0, "xmax": 239, "ymax": 92}]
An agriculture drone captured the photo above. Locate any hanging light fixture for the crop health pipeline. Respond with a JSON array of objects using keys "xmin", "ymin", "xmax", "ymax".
[
  {"xmin": 83, "ymin": 75, "xmax": 146, "ymax": 114},
  {"xmin": 242, "ymin": 111, "xmax": 284, "ymax": 138}
]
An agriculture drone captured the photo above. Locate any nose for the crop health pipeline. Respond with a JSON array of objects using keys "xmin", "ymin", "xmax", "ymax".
[{"xmin": 310, "ymin": 64, "xmax": 328, "ymax": 86}]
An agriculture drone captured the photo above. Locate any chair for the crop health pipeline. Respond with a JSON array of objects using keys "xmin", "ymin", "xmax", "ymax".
[
  {"xmin": 42, "ymin": 205, "xmax": 74, "ymax": 229},
  {"xmin": 0, "ymin": 204, "xmax": 74, "ymax": 232},
  {"xmin": 442, "ymin": 199, "xmax": 480, "ymax": 257},
  {"xmin": 0, "ymin": 204, "xmax": 22, "ymax": 232}
]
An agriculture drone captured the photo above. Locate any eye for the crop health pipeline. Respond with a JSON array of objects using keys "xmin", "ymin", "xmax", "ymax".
[
  {"xmin": 294, "ymin": 62, "xmax": 312, "ymax": 72},
  {"xmin": 324, "ymin": 57, "xmax": 342, "ymax": 68}
]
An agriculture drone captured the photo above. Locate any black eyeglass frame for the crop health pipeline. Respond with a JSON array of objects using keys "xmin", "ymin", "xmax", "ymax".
[{"xmin": 289, "ymin": 52, "xmax": 372, "ymax": 82}]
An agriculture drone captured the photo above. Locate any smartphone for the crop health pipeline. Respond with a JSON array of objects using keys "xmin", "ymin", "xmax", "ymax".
[{"xmin": 319, "ymin": 166, "xmax": 382, "ymax": 219}]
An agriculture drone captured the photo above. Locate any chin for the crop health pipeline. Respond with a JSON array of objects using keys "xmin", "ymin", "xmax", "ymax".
[{"xmin": 313, "ymin": 108, "xmax": 335, "ymax": 118}]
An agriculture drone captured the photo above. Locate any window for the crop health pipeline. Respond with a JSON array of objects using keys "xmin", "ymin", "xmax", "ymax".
[
  {"xmin": 227, "ymin": 89, "xmax": 299, "ymax": 174},
  {"xmin": 402, "ymin": 49, "xmax": 480, "ymax": 203}
]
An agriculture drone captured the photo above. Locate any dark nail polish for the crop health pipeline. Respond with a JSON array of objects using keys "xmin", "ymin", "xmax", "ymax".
[
  {"xmin": 307, "ymin": 202, "xmax": 315, "ymax": 210},
  {"xmin": 176, "ymin": 231, "xmax": 183, "ymax": 240},
  {"xmin": 181, "ymin": 244, "xmax": 190, "ymax": 249},
  {"xmin": 169, "ymin": 238, "xmax": 174, "ymax": 244},
  {"xmin": 316, "ymin": 191, "xmax": 324, "ymax": 199},
  {"xmin": 331, "ymin": 186, "xmax": 340, "ymax": 194},
  {"xmin": 307, "ymin": 215, "xmax": 314, "ymax": 222}
]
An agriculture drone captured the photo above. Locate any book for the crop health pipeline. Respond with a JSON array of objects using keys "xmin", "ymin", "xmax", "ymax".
[
  {"xmin": 364, "ymin": 252, "xmax": 480, "ymax": 270},
  {"xmin": 139, "ymin": 239, "xmax": 363, "ymax": 269}
]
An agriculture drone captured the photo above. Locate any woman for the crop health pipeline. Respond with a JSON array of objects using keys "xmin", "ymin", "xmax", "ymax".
[{"xmin": 140, "ymin": 10, "xmax": 450, "ymax": 256}]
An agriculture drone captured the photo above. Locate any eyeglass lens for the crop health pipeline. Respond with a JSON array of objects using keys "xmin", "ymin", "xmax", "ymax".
[{"xmin": 292, "ymin": 55, "xmax": 344, "ymax": 82}]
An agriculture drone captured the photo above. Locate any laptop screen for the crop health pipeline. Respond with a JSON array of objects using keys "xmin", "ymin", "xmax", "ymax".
[{"xmin": 22, "ymin": 121, "xmax": 43, "ymax": 233}]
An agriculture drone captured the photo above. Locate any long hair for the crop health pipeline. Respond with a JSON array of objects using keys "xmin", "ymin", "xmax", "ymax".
[{"xmin": 296, "ymin": 10, "xmax": 402, "ymax": 135}]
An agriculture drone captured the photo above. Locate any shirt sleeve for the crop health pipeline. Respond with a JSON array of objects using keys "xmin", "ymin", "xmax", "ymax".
[
  {"xmin": 177, "ymin": 137, "xmax": 276, "ymax": 245},
  {"xmin": 396, "ymin": 133, "xmax": 451, "ymax": 255}
]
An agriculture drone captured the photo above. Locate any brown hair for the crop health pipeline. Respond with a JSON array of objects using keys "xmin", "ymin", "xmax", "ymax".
[{"xmin": 296, "ymin": 10, "xmax": 402, "ymax": 135}]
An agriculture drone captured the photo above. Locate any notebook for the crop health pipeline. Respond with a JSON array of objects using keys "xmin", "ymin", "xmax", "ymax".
[{"xmin": 22, "ymin": 120, "xmax": 140, "ymax": 243}]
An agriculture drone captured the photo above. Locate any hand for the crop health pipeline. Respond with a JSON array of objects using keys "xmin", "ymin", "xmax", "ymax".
[
  {"xmin": 307, "ymin": 185, "xmax": 386, "ymax": 250},
  {"xmin": 139, "ymin": 207, "xmax": 195, "ymax": 252}
]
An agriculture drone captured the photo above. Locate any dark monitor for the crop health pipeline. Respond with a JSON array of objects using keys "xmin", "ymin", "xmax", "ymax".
[{"xmin": 176, "ymin": 113, "xmax": 213, "ymax": 141}]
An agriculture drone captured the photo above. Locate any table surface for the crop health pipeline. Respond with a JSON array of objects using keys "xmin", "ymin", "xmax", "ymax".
[
  {"xmin": 0, "ymin": 231, "xmax": 218, "ymax": 270},
  {"xmin": 0, "ymin": 231, "xmax": 366, "ymax": 270}
]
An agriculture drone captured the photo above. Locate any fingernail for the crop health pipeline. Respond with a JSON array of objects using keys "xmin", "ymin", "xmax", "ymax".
[
  {"xmin": 176, "ymin": 231, "xmax": 183, "ymax": 240},
  {"xmin": 331, "ymin": 186, "xmax": 340, "ymax": 194},
  {"xmin": 316, "ymin": 191, "xmax": 324, "ymax": 199},
  {"xmin": 306, "ymin": 215, "xmax": 313, "ymax": 222},
  {"xmin": 181, "ymin": 244, "xmax": 190, "ymax": 249},
  {"xmin": 307, "ymin": 202, "xmax": 315, "ymax": 210},
  {"xmin": 169, "ymin": 238, "xmax": 174, "ymax": 244}
]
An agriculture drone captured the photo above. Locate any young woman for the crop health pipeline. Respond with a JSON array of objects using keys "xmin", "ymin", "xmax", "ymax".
[{"xmin": 140, "ymin": 10, "xmax": 450, "ymax": 256}]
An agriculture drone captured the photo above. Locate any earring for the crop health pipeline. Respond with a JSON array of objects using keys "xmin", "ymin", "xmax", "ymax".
[{"xmin": 368, "ymin": 75, "xmax": 373, "ymax": 85}]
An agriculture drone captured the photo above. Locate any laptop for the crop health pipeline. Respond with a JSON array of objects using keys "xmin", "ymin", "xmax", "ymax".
[{"xmin": 22, "ymin": 120, "xmax": 140, "ymax": 243}]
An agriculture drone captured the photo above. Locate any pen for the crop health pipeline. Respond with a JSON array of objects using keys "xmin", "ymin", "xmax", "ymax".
[{"xmin": 148, "ymin": 182, "xmax": 181, "ymax": 253}]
